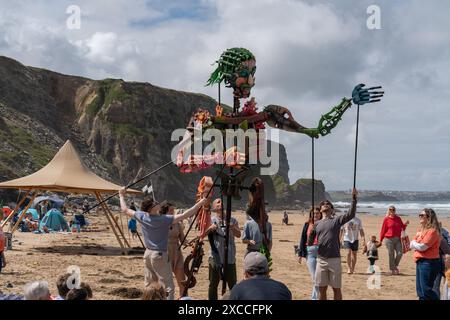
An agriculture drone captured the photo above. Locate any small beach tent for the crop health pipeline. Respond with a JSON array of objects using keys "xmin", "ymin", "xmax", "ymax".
[
  {"xmin": 20, "ymin": 208, "xmax": 39, "ymax": 220},
  {"xmin": 0, "ymin": 140, "xmax": 142, "ymax": 254},
  {"xmin": 39, "ymin": 209, "xmax": 69, "ymax": 232},
  {"xmin": 32, "ymin": 195, "xmax": 64, "ymax": 210}
]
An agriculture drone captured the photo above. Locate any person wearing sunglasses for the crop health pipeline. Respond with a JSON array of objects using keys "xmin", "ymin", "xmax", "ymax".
[
  {"xmin": 379, "ymin": 206, "xmax": 409, "ymax": 275},
  {"xmin": 119, "ymin": 187, "xmax": 208, "ymax": 300},
  {"xmin": 410, "ymin": 209, "xmax": 443, "ymax": 300},
  {"xmin": 314, "ymin": 188, "xmax": 358, "ymax": 300}
]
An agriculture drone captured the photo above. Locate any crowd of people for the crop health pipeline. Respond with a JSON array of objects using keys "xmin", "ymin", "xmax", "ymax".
[
  {"xmin": 297, "ymin": 199, "xmax": 450, "ymax": 300},
  {"xmin": 0, "ymin": 273, "xmax": 93, "ymax": 300},
  {"xmin": 118, "ymin": 187, "xmax": 285, "ymax": 301},
  {"xmin": 1, "ymin": 188, "xmax": 449, "ymax": 301}
]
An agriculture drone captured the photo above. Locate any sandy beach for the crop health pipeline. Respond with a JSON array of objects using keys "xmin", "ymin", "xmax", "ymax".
[{"xmin": 1, "ymin": 210, "xmax": 449, "ymax": 300}]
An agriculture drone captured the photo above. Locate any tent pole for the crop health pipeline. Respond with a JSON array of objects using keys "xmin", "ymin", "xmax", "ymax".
[
  {"xmin": 97, "ymin": 193, "xmax": 131, "ymax": 248},
  {"xmin": 94, "ymin": 192, "xmax": 127, "ymax": 254},
  {"xmin": 105, "ymin": 204, "xmax": 131, "ymax": 248},
  {"xmin": 10, "ymin": 192, "xmax": 37, "ymax": 234},
  {"xmin": 1, "ymin": 189, "xmax": 32, "ymax": 228},
  {"xmin": 119, "ymin": 208, "xmax": 125, "ymax": 244}
]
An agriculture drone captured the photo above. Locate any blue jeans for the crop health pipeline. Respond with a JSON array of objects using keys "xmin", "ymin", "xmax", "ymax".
[
  {"xmin": 306, "ymin": 245, "xmax": 319, "ymax": 300},
  {"xmin": 416, "ymin": 259, "xmax": 440, "ymax": 300}
]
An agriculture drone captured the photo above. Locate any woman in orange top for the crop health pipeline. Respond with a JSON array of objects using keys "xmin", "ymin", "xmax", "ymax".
[{"xmin": 409, "ymin": 208, "xmax": 442, "ymax": 300}]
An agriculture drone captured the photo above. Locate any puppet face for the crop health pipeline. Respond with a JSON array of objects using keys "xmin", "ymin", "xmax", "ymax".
[{"xmin": 229, "ymin": 59, "xmax": 256, "ymax": 98}]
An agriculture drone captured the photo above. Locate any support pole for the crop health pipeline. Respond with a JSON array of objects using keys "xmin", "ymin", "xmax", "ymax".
[
  {"xmin": 94, "ymin": 192, "xmax": 127, "ymax": 254},
  {"xmin": 97, "ymin": 192, "xmax": 131, "ymax": 248},
  {"xmin": 11, "ymin": 192, "xmax": 37, "ymax": 234},
  {"xmin": 1, "ymin": 189, "xmax": 31, "ymax": 228},
  {"xmin": 353, "ymin": 104, "xmax": 360, "ymax": 190}
]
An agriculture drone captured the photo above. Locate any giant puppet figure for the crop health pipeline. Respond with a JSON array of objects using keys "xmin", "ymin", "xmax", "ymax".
[{"xmin": 179, "ymin": 47, "xmax": 383, "ymax": 296}]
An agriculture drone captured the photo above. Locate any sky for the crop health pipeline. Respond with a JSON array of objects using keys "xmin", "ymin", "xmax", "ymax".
[{"xmin": 0, "ymin": 0, "xmax": 449, "ymax": 191}]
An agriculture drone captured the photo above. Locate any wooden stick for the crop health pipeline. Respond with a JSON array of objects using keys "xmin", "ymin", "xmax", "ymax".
[
  {"xmin": 97, "ymin": 194, "xmax": 131, "ymax": 248},
  {"xmin": 95, "ymin": 192, "xmax": 126, "ymax": 254},
  {"xmin": 11, "ymin": 193, "xmax": 37, "ymax": 234},
  {"xmin": 1, "ymin": 189, "xmax": 32, "ymax": 228}
]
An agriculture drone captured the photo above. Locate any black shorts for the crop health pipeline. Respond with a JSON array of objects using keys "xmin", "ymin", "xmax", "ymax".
[{"xmin": 343, "ymin": 240, "xmax": 359, "ymax": 252}]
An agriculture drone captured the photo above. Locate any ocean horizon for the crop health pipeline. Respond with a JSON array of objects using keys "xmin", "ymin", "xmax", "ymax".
[{"xmin": 334, "ymin": 201, "xmax": 450, "ymax": 217}]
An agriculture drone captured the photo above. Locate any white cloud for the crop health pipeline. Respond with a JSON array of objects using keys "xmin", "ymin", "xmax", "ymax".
[{"xmin": 0, "ymin": 0, "xmax": 449, "ymax": 190}]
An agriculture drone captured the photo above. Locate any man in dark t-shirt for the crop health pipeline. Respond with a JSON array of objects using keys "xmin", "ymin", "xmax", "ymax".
[
  {"xmin": 229, "ymin": 252, "xmax": 291, "ymax": 300},
  {"xmin": 314, "ymin": 188, "xmax": 358, "ymax": 300}
]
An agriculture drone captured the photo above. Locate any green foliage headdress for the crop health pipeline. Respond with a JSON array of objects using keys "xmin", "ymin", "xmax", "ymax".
[{"xmin": 206, "ymin": 47, "xmax": 256, "ymax": 86}]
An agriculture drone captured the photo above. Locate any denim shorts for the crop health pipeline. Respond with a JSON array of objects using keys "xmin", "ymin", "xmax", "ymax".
[{"xmin": 343, "ymin": 240, "xmax": 359, "ymax": 252}]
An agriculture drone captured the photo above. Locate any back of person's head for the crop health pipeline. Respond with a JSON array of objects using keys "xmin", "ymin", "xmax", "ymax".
[
  {"xmin": 141, "ymin": 281, "xmax": 167, "ymax": 300},
  {"xmin": 244, "ymin": 252, "xmax": 269, "ymax": 278},
  {"xmin": 24, "ymin": 281, "xmax": 51, "ymax": 300},
  {"xmin": 160, "ymin": 201, "xmax": 173, "ymax": 215},
  {"xmin": 56, "ymin": 273, "xmax": 71, "ymax": 298},
  {"xmin": 66, "ymin": 288, "xmax": 89, "ymax": 300},
  {"xmin": 80, "ymin": 282, "xmax": 93, "ymax": 299},
  {"xmin": 141, "ymin": 198, "xmax": 156, "ymax": 213}
]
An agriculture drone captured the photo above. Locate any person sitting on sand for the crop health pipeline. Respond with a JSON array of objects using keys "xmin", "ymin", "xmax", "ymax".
[
  {"xmin": 66, "ymin": 288, "xmax": 89, "ymax": 300},
  {"xmin": 141, "ymin": 281, "xmax": 167, "ymax": 300},
  {"xmin": 55, "ymin": 273, "xmax": 71, "ymax": 300},
  {"xmin": 24, "ymin": 281, "xmax": 52, "ymax": 300},
  {"xmin": 80, "ymin": 282, "xmax": 93, "ymax": 299},
  {"xmin": 364, "ymin": 236, "xmax": 382, "ymax": 274},
  {"xmin": 282, "ymin": 211, "xmax": 289, "ymax": 225},
  {"xmin": 119, "ymin": 187, "xmax": 208, "ymax": 300},
  {"xmin": 229, "ymin": 252, "xmax": 292, "ymax": 300},
  {"xmin": 380, "ymin": 206, "xmax": 409, "ymax": 275},
  {"xmin": 24, "ymin": 213, "xmax": 39, "ymax": 232},
  {"xmin": 314, "ymin": 188, "xmax": 358, "ymax": 300}
]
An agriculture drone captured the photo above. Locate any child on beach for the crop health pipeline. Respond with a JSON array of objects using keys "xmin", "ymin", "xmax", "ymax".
[
  {"xmin": 128, "ymin": 217, "xmax": 137, "ymax": 239},
  {"xmin": 364, "ymin": 235, "xmax": 382, "ymax": 274},
  {"xmin": 445, "ymin": 255, "xmax": 450, "ymax": 300}
]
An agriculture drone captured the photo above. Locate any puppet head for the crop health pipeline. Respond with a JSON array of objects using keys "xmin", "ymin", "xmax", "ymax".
[{"xmin": 206, "ymin": 47, "xmax": 256, "ymax": 99}]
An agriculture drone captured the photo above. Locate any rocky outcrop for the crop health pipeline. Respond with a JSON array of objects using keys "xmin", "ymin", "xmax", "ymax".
[
  {"xmin": 272, "ymin": 175, "xmax": 328, "ymax": 208},
  {"xmin": 0, "ymin": 56, "xmax": 297, "ymax": 206}
]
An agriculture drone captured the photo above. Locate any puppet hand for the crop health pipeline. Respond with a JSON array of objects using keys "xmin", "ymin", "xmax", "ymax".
[{"xmin": 352, "ymin": 84, "xmax": 384, "ymax": 105}]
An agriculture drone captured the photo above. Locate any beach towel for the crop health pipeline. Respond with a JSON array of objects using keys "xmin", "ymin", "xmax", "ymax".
[{"xmin": 401, "ymin": 230, "xmax": 410, "ymax": 254}]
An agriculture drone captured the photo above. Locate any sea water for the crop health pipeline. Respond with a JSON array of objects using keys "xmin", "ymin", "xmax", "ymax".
[{"xmin": 334, "ymin": 201, "xmax": 450, "ymax": 218}]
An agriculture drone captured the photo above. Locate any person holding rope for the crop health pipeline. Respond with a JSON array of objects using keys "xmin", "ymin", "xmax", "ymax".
[
  {"xmin": 206, "ymin": 198, "xmax": 241, "ymax": 300},
  {"xmin": 119, "ymin": 187, "xmax": 208, "ymax": 300}
]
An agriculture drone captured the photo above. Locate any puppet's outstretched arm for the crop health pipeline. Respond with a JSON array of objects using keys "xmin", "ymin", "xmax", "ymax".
[{"xmin": 264, "ymin": 84, "xmax": 384, "ymax": 138}]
